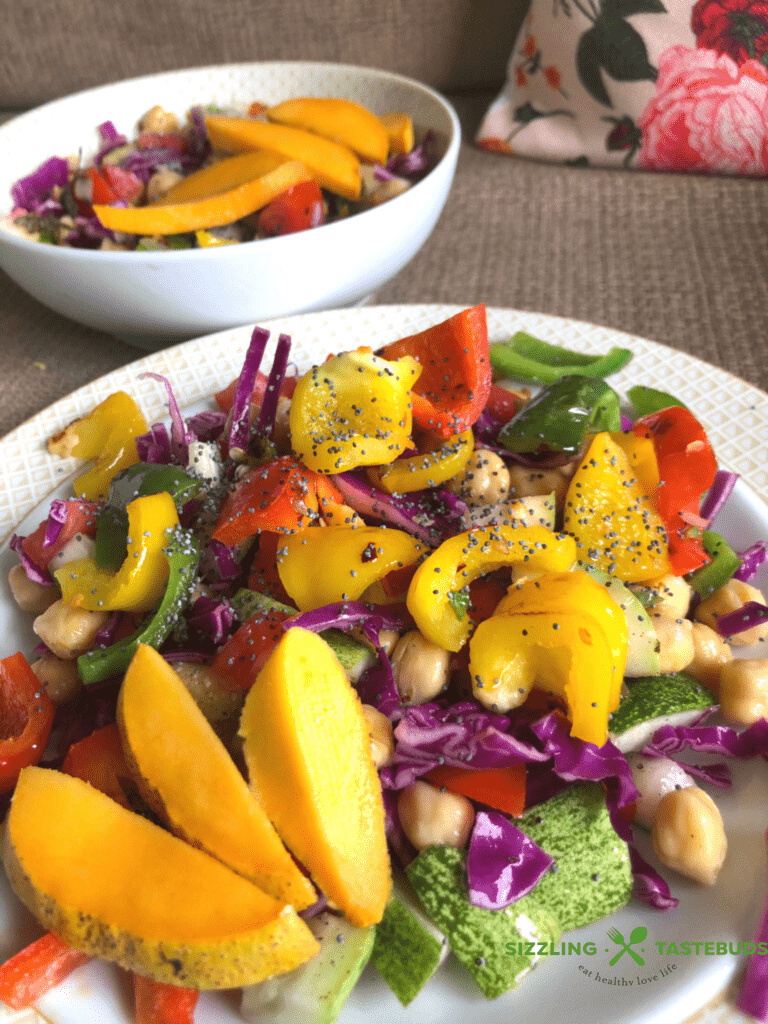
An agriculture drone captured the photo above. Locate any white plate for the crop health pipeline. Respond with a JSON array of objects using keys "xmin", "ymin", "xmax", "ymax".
[{"xmin": 1, "ymin": 304, "xmax": 767, "ymax": 1024}]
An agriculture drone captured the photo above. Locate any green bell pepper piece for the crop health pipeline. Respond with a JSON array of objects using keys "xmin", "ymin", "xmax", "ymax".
[
  {"xmin": 78, "ymin": 526, "xmax": 200, "ymax": 684},
  {"xmin": 498, "ymin": 375, "xmax": 622, "ymax": 454},
  {"xmin": 490, "ymin": 332, "xmax": 632, "ymax": 384},
  {"xmin": 627, "ymin": 385, "xmax": 687, "ymax": 417},
  {"xmin": 687, "ymin": 530, "xmax": 743, "ymax": 598}
]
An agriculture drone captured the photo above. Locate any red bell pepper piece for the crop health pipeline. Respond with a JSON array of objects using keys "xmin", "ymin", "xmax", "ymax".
[
  {"xmin": 137, "ymin": 130, "xmax": 187, "ymax": 153},
  {"xmin": 21, "ymin": 498, "xmax": 100, "ymax": 572},
  {"xmin": 61, "ymin": 723, "xmax": 131, "ymax": 809},
  {"xmin": 134, "ymin": 974, "xmax": 199, "ymax": 1024},
  {"xmin": 0, "ymin": 932, "xmax": 89, "ymax": 1009},
  {"xmin": 214, "ymin": 369, "xmax": 297, "ymax": 413},
  {"xmin": 247, "ymin": 531, "xmax": 292, "ymax": 604},
  {"xmin": 0, "ymin": 652, "xmax": 55, "ymax": 795},
  {"xmin": 633, "ymin": 406, "xmax": 718, "ymax": 575},
  {"xmin": 83, "ymin": 166, "xmax": 119, "ymax": 205},
  {"xmin": 257, "ymin": 179, "xmax": 325, "ymax": 236},
  {"xmin": 101, "ymin": 164, "xmax": 144, "ymax": 203},
  {"xmin": 212, "ymin": 606, "xmax": 294, "ymax": 691},
  {"xmin": 379, "ymin": 305, "xmax": 492, "ymax": 439},
  {"xmin": 425, "ymin": 763, "xmax": 527, "ymax": 817},
  {"xmin": 212, "ymin": 456, "xmax": 344, "ymax": 545}
]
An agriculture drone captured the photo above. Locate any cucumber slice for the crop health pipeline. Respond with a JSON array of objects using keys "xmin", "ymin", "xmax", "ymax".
[
  {"xmin": 240, "ymin": 911, "xmax": 375, "ymax": 1024},
  {"xmin": 371, "ymin": 871, "xmax": 449, "ymax": 1006},
  {"xmin": 517, "ymin": 783, "xmax": 633, "ymax": 932},
  {"xmin": 578, "ymin": 562, "xmax": 660, "ymax": 676},
  {"xmin": 406, "ymin": 846, "xmax": 560, "ymax": 999},
  {"xmin": 609, "ymin": 672, "xmax": 716, "ymax": 752}
]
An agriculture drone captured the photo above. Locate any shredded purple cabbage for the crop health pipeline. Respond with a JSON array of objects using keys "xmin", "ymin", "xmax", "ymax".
[
  {"xmin": 620, "ymin": 413, "xmax": 634, "ymax": 431},
  {"xmin": 628, "ymin": 846, "xmax": 679, "ymax": 910},
  {"xmin": 737, "ymin": 830, "xmax": 768, "ymax": 1021},
  {"xmin": 94, "ymin": 120, "xmax": 128, "ymax": 164},
  {"xmin": 187, "ymin": 595, "xmax": 235, "ymax": 645},
  {"xmin": 186, "ymin": 106, "xmax": 212, "ymax": 167},
  {"xmin": 200, "ymin": 539, "xmax": 242, "ymax": 584},
  {"xmin": 379, "ymin": 702, "xmax": 548, "ymax": 791},
  {"xmin": 386, "ymin": 131, "xmax": 434, "ymax": 178},
  {"xmin": 333, "ymin": 472, "xmax": 463, "ymax": 546},
  {"xmin": 43, "ymin": 500, "xmax": 69, "ymax": 549},
  {"xmin": 11, "ymin": 156, "xmax": 69, "ymax": 212},
  {"xmin": 467, "ymin": 810, "xmax": 553, "ymax": 910},
  {"xmin": 228, "ymin": 327, "xmax": 270, "ymax": 456},
  {"xmin": 651, "ymin": 717, "xmax": 768, "ymax": 759},
  {"xmin": 9, "ymin": 534, "xmax": 53, "ymax": 586},
  {"xmin": 715, "ymin": 601, "xmax": 768, "ymax": 638},
  {"xmin": 135, "ymin": 422, "xmax": 174, "ymax": 464},
  {"xmin": 356, "ymin": 655, "xmax": 403, "ymax": 721},
  {"xmin": 139, "ymin": 372, "xmax": 195, "ymax": 462},
  {"xmin": 735, "ymin": 541, "xmax": 768, "ymax": 583},
  {"xmin": 298, "ymin": 893, "xmax": 328, "ymax": 920},
  {"xmin": 373, "ymin": 163, "xmax": 397, "ymax": 182},
  {"xmin": 382, "ymin": 788, "xmax": 417, "ymax": 868},
  {"xmin": 699, "ymin": 469, "xmax": 739, "ymax": 523},
  {"xmin": 639, "ymin": 743, "xmax": 732, "ymax": 788},
  {"xmin": 92, "ymin": 612, "xmax": 124, "ymax": 649},
  {"xmin": 286, "ymin": 600, "xmax": 412, "ymax": 648},
  {"xmin": 186, "ymin": 410, "xmax": 227, "ymax": 442},
  {"xmin": 255, "ymin": 333, "xmax": 291, "ymax": 438}
]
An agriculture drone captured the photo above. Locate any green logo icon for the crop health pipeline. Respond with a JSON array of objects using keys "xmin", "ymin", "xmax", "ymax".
[{"xmin": 607, "ymin": 926, "xmax": 647, "ymax": 966}]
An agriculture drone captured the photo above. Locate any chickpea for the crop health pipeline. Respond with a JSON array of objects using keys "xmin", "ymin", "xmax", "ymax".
[
  {"xmin": 146, "ymin": 166, "xmax": 183, "ymax": 203},
  {"xmin": 651, "ymin": 786, "xmax": 727, "ymax": 886},
  {"xmin": 391, "ymin": 630, "xmax": 451, "ymax": 704},
  {"xmin": 507, "ymin": 464, "xmax": 570, "ymax": 508},
  {"xmin": 272, "ymin": 395, "xmax": 293, "ymax": 455},
  {"xmin": 684, "ymin": 621, "xmax": 733, "ymax": 693},
  {"xmin": 634, "ymin": 574, "xmax": 692, "ymax": 618},
  {"xmin": 361, "ymin": 704, "xmax": 394, "ymax": 768},
  {"xmin": 7, "ymin": 564, "xmax": 58, "ymax": 615},
  {"xmin": 718, "ymin": 659, "xmax": 768, "ymax": 725},
  {"xmin": 397, "ymin": 780, "xmax": 475, "ymax": 851},
  {"xmin": 139, "ymin": 104, "xmax": 179, "ymax": 133},
  {"xmin": 446, "ymin": 450, "xmax": 510, "ymax": 505},
  {"xmin": 99, "ymin": 238, "xmax": 130, "ymax": 252},
  {"xmin": 31, "ymin": 655, "xmax": 83, "ymax": 704},
  {"xmin": 49, "ymin": 533, "xmax": 96, "ymax": 571},
  {"xmin": 33, "ymin": 599, "xmax": 110, "ymax": 660},
  {"xmin": 173, "ymin": 661, "xmax": 245, "ymax": 730},
  {"xmin": 626, "ymin": 754, "xmax": 694, "ymax": 830},
  {"xmin": 650, "ymin": 612, "xmax": 695, "ymax": 674},
  {"xmin": 695, "ymin": 579, "xmax": 768, "ymax": 646}
]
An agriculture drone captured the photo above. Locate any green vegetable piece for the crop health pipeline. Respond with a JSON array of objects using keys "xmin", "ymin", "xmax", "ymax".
[
  {"xmin": 78, "ymin": 527, "xmax": 200, "ymax": 685},
  {"xmin": 626, "ymin": 385, "xmax": 687, "ymax": 417},
  {"xmin": 230, "ymin": 587, "xmax": 295, "ymax": 621},
  {"xmin": 490, "ymin": 332, "xmax": 632, "ymax": 384},
  {"xmin": 95, "ymin": 463, "xmax": 204, "ymax": 570},
  {"xmin": 609, "ymin": 672, "xmax": 716, "ymax": 752},
  {"xmin": 371, "ymin": 871, "xmax": 448, "ymax": 1006},
  {"xmin": 687, "ymin": 530, "xmax": 743, "ymax": 598},
  {"xmin": 578, "ymin": 562, "xmax": 660, "ymax": 677},
  {"xmin": 498, "ymin": 375, "xmax": 621, "ymax": 454},
  {"xmin": 517, "ymin": 784, "xmax": 632, "ymax": 932},
  {"xmin": 447, "ymin": 587, "xmax": 470, "ymax": 621},
  {"xmin": 406, "ymin": 846, "xmax": 560, "ymax": 999}
]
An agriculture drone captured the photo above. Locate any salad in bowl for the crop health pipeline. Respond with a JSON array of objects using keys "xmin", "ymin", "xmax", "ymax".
[{"xmin": 1, "ymin": 305, "xmax": 768, "ymax": 1024}]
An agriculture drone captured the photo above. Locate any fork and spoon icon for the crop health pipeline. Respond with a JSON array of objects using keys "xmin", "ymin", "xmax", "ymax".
[{"xmin": 606, "ymin": 925, "xmax": 647, "ymax": 966}]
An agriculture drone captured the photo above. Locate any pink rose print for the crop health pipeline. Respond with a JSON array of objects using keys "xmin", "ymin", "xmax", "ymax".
[{"xmin": 637, "ymin": 45, "xmax": 768, "ymax": 174}]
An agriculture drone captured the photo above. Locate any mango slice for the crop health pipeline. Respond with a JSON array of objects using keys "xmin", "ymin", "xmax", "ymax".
[
  {"xmin": 563, "ymin": 432, "xmax": 670, "ymax": 583},
  {"xmin": 157, "ymin": 151, "xmax": 287, "ymax": 205},
  {"xmin": 380, "ymin": 111, "xmax": 414, "ymax": 156},
  {"xmin": 240, "ymin": 628, "xmax": 391, "ymax": 927},
  {"xmin": 118, "ymin": 644, "xmax": 317, "ymax": 910},
  {"xmin": 3, "ymin": 767, "xmax": 319, "ymax": 989},
  {"xmin": 266, "ymin": 97, "xmax": 389, "ymax": 165},
  {"xmin": 94, "ymin": 160, "xmax": 311, "ymax": 234},
  {"xmin": 205, "ymin": 116, "xmax": 361, "ymax": 200}
]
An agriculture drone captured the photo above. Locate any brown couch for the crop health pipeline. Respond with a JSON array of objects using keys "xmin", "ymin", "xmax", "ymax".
[{"xmin": 1, "ymin": 0, "xmax": 767, "ymax": 438}]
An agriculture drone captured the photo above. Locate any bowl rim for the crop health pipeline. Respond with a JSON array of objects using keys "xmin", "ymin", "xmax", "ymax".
[{"xmin": 0, "ymin": 59, "xmax": 461, "ymax": 262}]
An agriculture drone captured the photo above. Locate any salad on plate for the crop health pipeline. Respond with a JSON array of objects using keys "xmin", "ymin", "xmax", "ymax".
[
  {"xmin": 2, "ymin": 305, "xmax": 768, "ymax": 1024},
  {"xmin": 5, "ymin": 96, "xmax": 432, "ymax": 251}
]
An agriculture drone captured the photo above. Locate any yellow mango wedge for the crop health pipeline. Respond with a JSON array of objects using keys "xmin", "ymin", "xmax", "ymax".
[
  {"xmin": 266, "ymin": 97, "xmax": 389, "ymax": 166},
  {"xmin": 205, "ymin": 115, "xmax": 361, "ymax": 200},
  {"xmin": 380, "ymin": 111, "xmax": 414, "ymax": 155},
  {"xmin": 240, "ymin": 628, "xmax": 391, "ymax": 928},
  {"xmin": 3, "ymin": 767, "xmax": 319, "ymax": 989},
  {"xmin": 93, "ymin": 159, "xmax": 311, "ymax": 234},
  {"xmin": 157, "ymin": 151, "xmax": 287, "ymax": 205},
  {"xmin": 118, "ymin": 643, "xmax": 317, "ymax": 911}
]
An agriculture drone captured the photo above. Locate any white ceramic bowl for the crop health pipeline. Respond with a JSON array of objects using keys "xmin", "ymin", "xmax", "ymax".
[{"xmin": 0, "ymin": 62, "xmax": 460, "ymax": 345}]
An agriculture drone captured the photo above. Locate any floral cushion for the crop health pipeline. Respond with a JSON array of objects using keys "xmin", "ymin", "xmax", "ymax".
[{"xmin": 475, "ymin": 0, "xmax": 768, "ymax": 174}]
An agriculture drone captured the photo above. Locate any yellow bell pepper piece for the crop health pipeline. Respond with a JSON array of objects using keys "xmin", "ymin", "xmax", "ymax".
[
  {"xmin": 494, "ymin": 570, "xmax": 628, "ymax": 711},
  {"xmin": 468, "ymin": 608, "xmax": 620, "ymax": 748},
  {"xmin": 289, "ymin": 349, "xmax": 421, "ymax": 474},
  {"xmin": 406, "ymin": 525, "xmax": 577, "ymax": 652},
  {"xmin": 277, "ymin": 525, "xmax": 426, "ymax": 612},
  {"xmin": 367, "ymin": 430, "xmax": 474, "ymax": 495},
  {"xmin": 563, "ymin": 432, "xmax": 670, "ymax": 584},
  {"xmin": 48, "ymin": 391, "xmax": 147, "ymax": 501},
  {"xmin": 194, "ymin": 229, "xmax": 237, "ymax": 247},
  {"xmin": 94, "ymin": 160, "xmax": 311, "ymax": 235},
  {"xmin": 609, "ymin": 431, "xmax": 660, "ymax": 507},
  {"xmin": 55, "ymin": 492, "xmax": 179, "ymax": 613}
]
